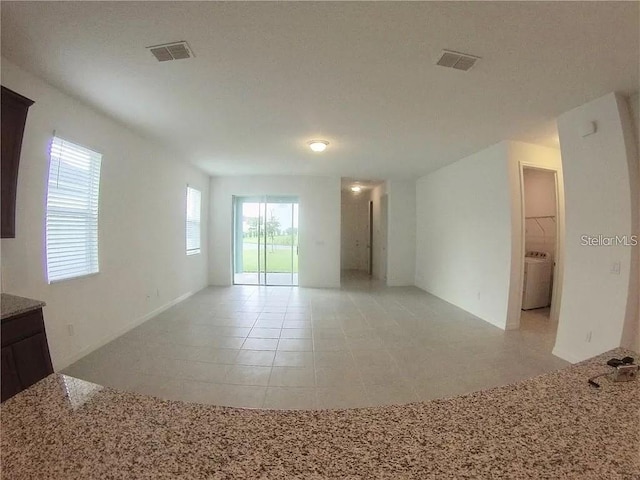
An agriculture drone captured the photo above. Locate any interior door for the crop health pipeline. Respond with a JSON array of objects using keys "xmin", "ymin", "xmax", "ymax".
[
  {"xmin": 341, "ymin": 195, "xmax": 369, "ymax": 271},
  {"xmin": 379, "ymin": 194, "xmax": 388, "ymax": 281}
]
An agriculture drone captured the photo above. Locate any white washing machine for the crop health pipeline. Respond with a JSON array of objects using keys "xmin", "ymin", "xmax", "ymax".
[{"xmin": 522, "ymin": 251, "xmax": 552, "ymax": 310}]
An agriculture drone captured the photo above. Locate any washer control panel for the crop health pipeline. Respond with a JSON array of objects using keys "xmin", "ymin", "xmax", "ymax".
[{"xmin": 525, "ymin": 251, "xmax": 549, "ymax": 259}]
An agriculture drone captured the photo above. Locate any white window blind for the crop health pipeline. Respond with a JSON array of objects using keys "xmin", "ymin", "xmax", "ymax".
[
  {"xmin": 186, "ymin": 186, "xmax": 201, "ymax": 255},
  {"xmin": 46, "ymin": 137, "xmax": 102, "ymax": 283}
]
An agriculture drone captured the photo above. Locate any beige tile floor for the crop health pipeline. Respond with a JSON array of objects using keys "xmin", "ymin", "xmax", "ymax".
[{"xmin": 63, "ymin": 272, "xmax": 568, "ymax": 409}]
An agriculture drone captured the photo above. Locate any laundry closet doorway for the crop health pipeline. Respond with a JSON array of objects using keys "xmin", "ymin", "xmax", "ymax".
[{"xmin": 521, "ymin": 167, "xmax": 559, "ymax": 319}]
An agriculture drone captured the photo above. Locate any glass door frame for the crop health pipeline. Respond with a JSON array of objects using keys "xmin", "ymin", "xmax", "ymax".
[{"xmin": 232, "ymin": 195, "xmax": 299, "ymax": 286}]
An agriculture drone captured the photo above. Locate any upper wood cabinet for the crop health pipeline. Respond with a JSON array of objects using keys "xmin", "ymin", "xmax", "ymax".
[{"xmin": 1, "ymin": 86, "xmax": 34, "ymax": 238}]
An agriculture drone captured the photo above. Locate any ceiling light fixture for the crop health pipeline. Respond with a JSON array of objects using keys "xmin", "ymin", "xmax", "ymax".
[
  {"xmin": 308, "ymin": 140, "xmax": 329, "ymax": 152},
  {"xmin": 351, "ymin": 185, "xmax": 362, "ymax": 193}
]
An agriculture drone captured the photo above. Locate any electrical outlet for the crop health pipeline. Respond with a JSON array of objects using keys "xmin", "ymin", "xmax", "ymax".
[
  {"xmin": 66, "ymin": 324, "xmax": 75, "ymax": 336},
  {"xmin": 585, "ymin": 331, "xmax": 592, "ymax": 343},
  {"xmin": 610, "ymin": 262, "xmax": 621, "ymax": 275},
  {"xmin": 156, "ymin": 288, "xmax": 160, "ymax": 298},
  {"xmin": 477, "ymin": 291, "xmax": 481, "ymax": 300}
]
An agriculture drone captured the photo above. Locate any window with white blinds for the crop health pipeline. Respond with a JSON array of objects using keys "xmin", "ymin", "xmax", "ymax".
[
  {"xmin": 45, "ymin": 137, "xmax": 102, "ymax": 283},
  {"xmin": 186, "ymin": 186, "xmax": 201, "ymax": 255}
]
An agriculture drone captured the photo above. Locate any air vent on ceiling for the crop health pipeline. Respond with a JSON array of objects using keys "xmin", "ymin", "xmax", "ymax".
[
  {"xmin": 147, "ymin": 41, "xmax": 194, "ymax": 62},
  {"xmin": 436, "ymin": 49, "xmax": 480, "ymax": 72}
]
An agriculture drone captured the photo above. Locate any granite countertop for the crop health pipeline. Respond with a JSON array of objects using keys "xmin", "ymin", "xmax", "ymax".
[
  {"xmin": 1, "ymin": 348, "xmax": 638, "ymax": 479},
  {"xmin": 0, "ymin": 293, "xmax": 45, "ymax": 320}
]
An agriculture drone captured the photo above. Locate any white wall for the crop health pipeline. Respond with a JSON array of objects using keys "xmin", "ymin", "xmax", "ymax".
[
  {"xmin": 386, "ymin": 180, "xmax": 416, "ymax": 286},
  {"xmin": 0, "ymin": 59, "xmax": 210, "ymax": 370},
  {"xmin": 524, "ymin": 168, "xmax": 556, "ymax": 258},
  {"xmin": 523, "ymin": 169, "xmax": 557, "ymax": 218},
  {"xmin": 208, "ymin": 176, "xmax": 341, "ymax": 288},
  {"xmin": 340, "ymin": 191, "xmax": 369, "ymax": 271},
  {"xmin": 523, "ymin": 169, "xmax": 557, "ymax": 257},
  {"xmin": 555, "ymin": 92, "xmax": 638, "ymax": 362},
  {"xmin": 415, "ymin": 142, "xmax": 512, "ymax": 329}
]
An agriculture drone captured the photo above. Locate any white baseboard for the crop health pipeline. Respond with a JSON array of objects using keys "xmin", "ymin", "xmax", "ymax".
[
  {"xmin": 57, "ymin": 290, "xmax": 195, "ymax": 370},
  {"xmin": 504, "ymin": 321, "xmax": 520, "ymax": 331},
  {"xmin": 299, "ymin": 282, "xmax": 341, "ymax": 289},
  {"xmin": 551, "ymin": 346, "xmax": 583, "ymax": 364}
]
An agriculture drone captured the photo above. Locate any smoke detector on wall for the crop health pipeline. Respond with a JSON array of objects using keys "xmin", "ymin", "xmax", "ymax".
[
  {"xmin": 147, "ymin": 41, "xmax": 195, "ymax": 62},
  {"xmin": 436, "ymin": 49, "xmax": 480, "ymax": 71}
]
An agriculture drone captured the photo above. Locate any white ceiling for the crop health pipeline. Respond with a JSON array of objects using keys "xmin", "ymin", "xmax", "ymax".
[{"xmin": 1, "ymin": 2, "xmax": 638, "ymax": 179}]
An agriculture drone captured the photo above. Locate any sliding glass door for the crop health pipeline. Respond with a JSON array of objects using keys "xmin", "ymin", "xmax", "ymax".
[{"xmin": 233, "ymin": 196, "xmax": 299, "ymax": 286}]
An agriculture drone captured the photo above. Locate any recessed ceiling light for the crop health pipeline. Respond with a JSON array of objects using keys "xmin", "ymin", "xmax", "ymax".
[
  {"xmin": 351, "ymin": 185, "xmax": 362, "ymax": 193},
  {"xmin": 308, "ymin": 140, "xmax": 329, "ymax": 152}
]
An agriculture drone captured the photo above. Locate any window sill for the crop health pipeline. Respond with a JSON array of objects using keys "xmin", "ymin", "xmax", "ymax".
[{"xmin": 48, "ymin": 272, "xmax": 99, "ymax": 285}]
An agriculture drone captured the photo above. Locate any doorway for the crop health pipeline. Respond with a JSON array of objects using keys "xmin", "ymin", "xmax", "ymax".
[
  {"xmin": 233, "ymin": 196, "xmax": 299, "ymax": 286},
  {"xmin": 519, "ymin": 167, "xmax": 560, "ymax": 350},
  {"xmin": 340, "ymin": 189, "xmax": 370, "ymax": 275},
  {"xmin": 521, "ymin": 168, "xmax": 558, "ymax": 316}
]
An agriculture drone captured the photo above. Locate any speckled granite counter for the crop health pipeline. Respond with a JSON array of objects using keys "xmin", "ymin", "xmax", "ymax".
[
  {"xmin": 1, "ymin": 349, "xmax": 638, "ymax": 479},
  {"xmin": 0, "ymin": 293, "xmax": 45, "ymax": 320}
]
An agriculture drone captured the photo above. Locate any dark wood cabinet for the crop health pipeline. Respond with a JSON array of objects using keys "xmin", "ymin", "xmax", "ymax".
[
  {"xmin": 1, "ymin": 86, "xmax": 34, "ymax": 238},
  {"xmin": 1, "ymin": 347, "xmax": 22, "ymax": 401},
  {"xmin": 1, "ymin": 308, "xmax": 53, "ymax": 402}
]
